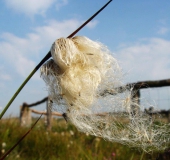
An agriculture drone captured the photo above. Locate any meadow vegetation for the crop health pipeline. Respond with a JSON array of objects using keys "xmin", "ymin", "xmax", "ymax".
[{"xmin": 0, "ymin": 117, "xmax": 169, "ymax": 160}]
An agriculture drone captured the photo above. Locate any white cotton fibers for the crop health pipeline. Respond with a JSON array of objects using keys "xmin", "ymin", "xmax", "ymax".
[{"xmin": 40, "ymin": 36, "xmax": 170, "ymax": 152}]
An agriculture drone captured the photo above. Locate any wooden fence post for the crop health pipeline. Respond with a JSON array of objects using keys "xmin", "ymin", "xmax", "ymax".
[
  {"xmin": 167, "ymin": 111, "xmax": 170, "ymax": 123},
  {"xmin": 46, "ymin": 98, "xmax": 52, "ymax": 131},
  {"xmin": 20, "ymin": 103, "xmax": 32, "ymax": 127},
  {"xmin": 131, "ymin": 89, "xmax": 140, "ymax": 115}
]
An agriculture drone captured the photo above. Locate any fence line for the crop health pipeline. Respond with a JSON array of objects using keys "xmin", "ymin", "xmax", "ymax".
[
  {"xmin": 20, "ymin": 78, "xmax": 170, "ymax": 128},
  {"xmin": 19, "ymin": 98, "xmax": 63, "ymax": 130},
  {"xmin": 29, "ymin": 108, "xmax": 62, "ymax": 116}
]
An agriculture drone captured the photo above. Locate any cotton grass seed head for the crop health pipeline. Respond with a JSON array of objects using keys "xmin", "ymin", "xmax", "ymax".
[{"xmin": 40, "ymin": 36, "xmax": 170, "ymax": 152}]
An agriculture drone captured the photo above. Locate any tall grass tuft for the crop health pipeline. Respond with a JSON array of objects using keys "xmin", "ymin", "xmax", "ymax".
[{"xmin": 0, "ymin": 117, "xmax": 166, "ymax": 160}]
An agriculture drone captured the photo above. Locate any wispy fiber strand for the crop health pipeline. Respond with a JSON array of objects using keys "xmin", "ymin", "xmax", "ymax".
[
  {"xmin": 41, "ymin": 35, "xmax": 170, "ymax": 152},
  {"xmin": 0, "ymin": 0, "xmax": 112, "ymax": 119}
]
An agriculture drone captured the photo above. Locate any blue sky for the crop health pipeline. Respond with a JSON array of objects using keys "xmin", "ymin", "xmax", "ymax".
[{"xmin": 0, "ymin": 0, "xmax": 170, "ymax": 117}]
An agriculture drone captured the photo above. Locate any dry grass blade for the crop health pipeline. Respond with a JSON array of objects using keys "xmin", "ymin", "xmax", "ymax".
[
  {"xmin": 0, "ymin": 1, "xmax": 113, "ymax": 159},
  {"xmin": 0, "ymin": 114, "xmax": 43, "ymax": 160}
]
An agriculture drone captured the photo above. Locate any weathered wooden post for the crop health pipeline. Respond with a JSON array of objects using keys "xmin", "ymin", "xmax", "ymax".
[
  {"xmin": 20, "ymin": 103, "xmax": 32, "ymax": 127},
  {"xmin": 131, "ymin": 88, "xmax": 140, "ymax": 115},
  {"xmin": 46, "ymin": 98, "xmax": 52, "ymax": 131},
  {"xmin": 168, "ymin": 113, "xmax": 170, "ymax": 122}
]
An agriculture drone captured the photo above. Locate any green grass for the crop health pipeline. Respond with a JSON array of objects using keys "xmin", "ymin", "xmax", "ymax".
[{"xmin": 0, "ymin": 117, "xmax": 168, "ymax": 160}]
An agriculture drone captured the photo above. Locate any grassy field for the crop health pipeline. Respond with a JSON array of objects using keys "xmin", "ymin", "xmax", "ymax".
[{"xmin": 0, "ymin": 117, "xmax": 170, "ymax": 160}]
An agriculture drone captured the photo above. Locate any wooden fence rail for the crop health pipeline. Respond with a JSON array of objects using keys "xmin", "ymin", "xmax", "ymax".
[
  {"xmin": 20, "ymin": 78, "xmax": 170, "ymax": 128},
  {"xmin": 20, "ymin": 97, "xmax": 63, "ymax": 130}
]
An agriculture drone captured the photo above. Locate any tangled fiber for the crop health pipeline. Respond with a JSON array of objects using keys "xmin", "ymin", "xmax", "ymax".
[{"xmin": 40, "ymin": 36, "xmax": 170, "ymax": 152}]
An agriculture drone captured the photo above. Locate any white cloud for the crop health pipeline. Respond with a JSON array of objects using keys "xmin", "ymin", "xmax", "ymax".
[
  {"xmin": 33, "ymin": 19, "xmax": 82, "ymax": 45},
  {"xmin": 0, "ymin": 35, "xmax": 36, "ymax": 77},
  {"xmin": 1, "ymin": 74, "xmax": 11, "ymax": 80},
  {"xmin": 116, "ymin": 38, "xmax": 170, "ymax": 82},
  {"xmin": 55, "ymin": 0, "xmax": 68, "ymax": 11},
  {"xmin": 16, "ymin": 54, "xmax": 36, "ymax": 77},
  {"xmin": 158, "ymin": 18, "xmax": 167, "ymax": 26},
  {"xmin": 157, "ymin": 27, "xmax": 169, "ymax": 35},
  {"xmin": 86, "ymin": 20, "xmax": 98, "ymax": 29},
  {"xmin": 4, "ymin": 0, "xmax": 67, "ymax": 16},
  {"xmin": 0, "ymin": 66, "xmax": 12, "ymax": 89},
  {"xmin": 0, "ymin": 66, "xmax": 11, "ymax": 81},
  {"xmin": 0, "ymin": 18, "xmax": 84, "ymax": 79}
]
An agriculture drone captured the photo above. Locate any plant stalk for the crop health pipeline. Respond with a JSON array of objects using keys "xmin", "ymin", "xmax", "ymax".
[
  {"xmin": 0, "ymin": 0, "xmax": 112, "ymax": 119},
  {"xmin": 0, "ymin": 114, "xmax": 43, "ymax": 160}
]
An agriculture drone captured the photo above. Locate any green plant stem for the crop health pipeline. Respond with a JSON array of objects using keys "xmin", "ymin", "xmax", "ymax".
[
  {"xmin": 130, "ymin": 153, "xmax": 134, "ymax": 160},
  {"xmin": 0, "ymin": 0, "xmax": 112, "ymax": 119},
  {"xmin": 140, "ymin": 151, "xmax": 145, "ymax": 160}
]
